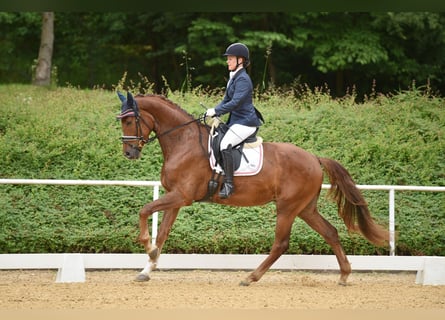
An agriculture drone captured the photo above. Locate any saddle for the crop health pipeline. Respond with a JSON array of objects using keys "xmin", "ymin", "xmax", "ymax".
[
  {"xmin": 199, "ymin": 118, "xmax": 264, "ymax": 202},
  {"xmin": 208, "ymin": 118, "xmax": 263, "ymax": 174}
]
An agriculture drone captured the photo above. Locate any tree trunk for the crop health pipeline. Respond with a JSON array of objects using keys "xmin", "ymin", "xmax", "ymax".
[
  {"xmin": 268, "ymin": 55, "xmax": 276, "ymax": 88},
  {"xmin": 33, "ymin": 12, "xmax": 54, "ymax": 86}
]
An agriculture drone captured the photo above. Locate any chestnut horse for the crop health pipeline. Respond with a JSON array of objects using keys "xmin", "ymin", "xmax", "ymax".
[{"xmin": 116, "ymin": 91, "xmax": 388, "ymax": 286}]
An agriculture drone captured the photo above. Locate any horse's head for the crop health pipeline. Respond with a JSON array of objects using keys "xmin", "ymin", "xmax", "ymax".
[{"xmin": 116, "ymin": 91, "xmax": 153, "ymax": 159}]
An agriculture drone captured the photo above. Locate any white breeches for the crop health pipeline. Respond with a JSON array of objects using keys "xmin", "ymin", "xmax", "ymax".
[{"xmin": 220, "ymin": 124, "xmax": 257, "ymax": 150}]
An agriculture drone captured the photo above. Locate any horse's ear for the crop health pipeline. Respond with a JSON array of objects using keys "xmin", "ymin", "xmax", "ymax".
[
  {"xmin": 117, "ymin": 91, "xmax": 126, "ymax": 103},
  {"xmin": 127, "ymin": 92, "xmax": 135, "ymax": 106}
]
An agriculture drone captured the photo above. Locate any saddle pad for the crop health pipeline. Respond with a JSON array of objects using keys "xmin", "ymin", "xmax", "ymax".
[{"xmin": 209, "ymin": 141, "xmax": 264, "ymax": 177}]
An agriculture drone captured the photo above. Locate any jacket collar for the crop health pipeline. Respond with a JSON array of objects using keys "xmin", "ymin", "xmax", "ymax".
[{"xmin": 227, "ymin": 67, "xmax": 245, "ymax": 89}]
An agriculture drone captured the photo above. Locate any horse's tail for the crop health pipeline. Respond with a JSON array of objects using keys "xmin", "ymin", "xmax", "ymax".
[{"xmin": 318, "ymin": 157, "xmax": 389, "ymax": 246}]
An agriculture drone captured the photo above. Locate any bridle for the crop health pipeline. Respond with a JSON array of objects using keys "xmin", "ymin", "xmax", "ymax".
[
  {"xmin": 117, "ymin": 105, "xmax": 204, "ymax": 152},
  {"xmin": 117, "ymin": 108, "xmax": 155, "ymax": 151}
]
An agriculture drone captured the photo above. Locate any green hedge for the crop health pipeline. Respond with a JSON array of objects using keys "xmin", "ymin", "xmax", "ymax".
[{"xmin": 0, "ymin": 84, "xmax": 443, "ymax": 255}]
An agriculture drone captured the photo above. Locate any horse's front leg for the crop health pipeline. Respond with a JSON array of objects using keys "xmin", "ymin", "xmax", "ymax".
[
  {"xmin": 135, "ymin": 191, "xmax": 187, "ymax": 282},
  {"xmin": 136, "ymin": 207, "xmax": 180, "ymax": 281}
]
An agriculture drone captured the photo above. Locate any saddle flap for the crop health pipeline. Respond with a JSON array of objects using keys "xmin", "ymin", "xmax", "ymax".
[{"xmin": 208, "ymin": 123, "xmax": 264, "ymax": 176}]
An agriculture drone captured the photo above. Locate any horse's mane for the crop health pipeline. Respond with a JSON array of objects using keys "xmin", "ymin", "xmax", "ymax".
[{"xmin": 136, "ymin": 93, "xmax": 196, "ymax": 120}]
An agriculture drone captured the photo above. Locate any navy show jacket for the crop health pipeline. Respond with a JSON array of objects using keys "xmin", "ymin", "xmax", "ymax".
[{"xmin": 214, "ymin": 68, "xmax": 262, "ymax": 127}]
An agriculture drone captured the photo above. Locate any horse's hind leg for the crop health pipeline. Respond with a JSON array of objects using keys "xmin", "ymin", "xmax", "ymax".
[
  {"xmin": 299, "ymin": 208, "xmax": 351, "ymax": 285},
  {"xmin": 240, "ymin": 212, "xmax": 295, "ymax": 286}
]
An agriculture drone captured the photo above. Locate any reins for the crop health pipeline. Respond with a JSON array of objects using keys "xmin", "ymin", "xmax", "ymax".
[{"xmin": 151, "ymin": 117, "xmax": 204, "ymax": 142}]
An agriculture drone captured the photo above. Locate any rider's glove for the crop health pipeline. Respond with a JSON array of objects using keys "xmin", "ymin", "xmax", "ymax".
[{"xmin": 205, "ymin": 108, "xmax": 216, "ymax": 117}]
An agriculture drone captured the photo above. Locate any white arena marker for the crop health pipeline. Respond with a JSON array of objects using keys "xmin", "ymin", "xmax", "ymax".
[
  {"xmin": 56, "ymin": 253, "xmax": 86, "ymax": 283},
  {"xmin": 415, "ymin": 257, "xmax": 445, "ymax": 286}
]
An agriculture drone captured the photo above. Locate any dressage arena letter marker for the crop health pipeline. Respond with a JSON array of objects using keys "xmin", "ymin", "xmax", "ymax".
[
  {"xmin": 415, "ymin": 257, "xmax": 445, "ymax": 286},
  {"xmin": 56, "ymin": 253, "xmax": 86, "ymax": 283}
]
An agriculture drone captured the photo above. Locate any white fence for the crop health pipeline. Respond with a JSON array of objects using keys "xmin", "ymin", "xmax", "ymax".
[
  {"xmin": 323, "ymin": 183, "xmax": 445, "ymax": 256},
  {"xmin": 0, "ymin": 179, "xmax": 162, "ymax": 246},
  {"xmin": 1, "ymin": 179, "xmax": 444, "ymax": 255},
  {"xmin": 0, "ymin": 179, "xmax": 444, "ymax": 285}
]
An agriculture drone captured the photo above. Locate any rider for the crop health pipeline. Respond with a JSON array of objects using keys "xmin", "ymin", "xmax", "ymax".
[{"xmin": 206, "ymin": 42, "xmax": 263, "ymax": 199}]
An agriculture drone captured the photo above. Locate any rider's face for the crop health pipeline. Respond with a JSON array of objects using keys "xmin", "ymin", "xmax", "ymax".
[{"xmin": 226, "ymin": 55, "xmax": 242, "ymax": 71}]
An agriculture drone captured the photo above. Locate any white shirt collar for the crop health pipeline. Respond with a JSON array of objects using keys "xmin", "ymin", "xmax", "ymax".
[{"xmin": 229, "ymin": 66, "xmax": 243, "ymax": 79}]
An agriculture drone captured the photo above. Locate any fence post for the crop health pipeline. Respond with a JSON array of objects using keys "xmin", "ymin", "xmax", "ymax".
[
  {"xmin": 389, "ymin": 188, "xmax": 395, "ymax": 256},
  {"xmin": 151, "ymin": 185, "xmax": 159, "ymax": 245}
]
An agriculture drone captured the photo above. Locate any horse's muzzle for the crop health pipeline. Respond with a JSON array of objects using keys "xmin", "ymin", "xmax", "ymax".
[{"xmin": 123, "ymin": 145, "xmax": 141, "ymax": 159}]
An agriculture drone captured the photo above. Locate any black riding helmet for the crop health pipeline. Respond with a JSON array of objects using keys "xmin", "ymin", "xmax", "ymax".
[{"xmin": 223, "ymin": 43, "xmax": 250, "ymax": 68}]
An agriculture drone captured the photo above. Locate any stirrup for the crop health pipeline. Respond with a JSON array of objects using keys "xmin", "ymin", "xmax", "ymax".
[{"xmin": 219, "ymin": 183, "xmax": 233, "ymax": 199}]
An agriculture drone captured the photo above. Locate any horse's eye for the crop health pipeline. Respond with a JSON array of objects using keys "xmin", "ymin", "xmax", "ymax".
[{"xmin": 125, "ymin": 119, "xmax": 133, "ymax": 126}]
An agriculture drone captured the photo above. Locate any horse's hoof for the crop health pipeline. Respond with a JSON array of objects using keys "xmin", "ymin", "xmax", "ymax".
[
  {"xmin": 338, "ymin": 274, "xmax": 349, "ymax": 286},
  {"xmin": 239, "ymin": 280, "xmax": 251, "ymax": 287},
  {"xmin": 337, "ymin": 280, "xmax": 347, "ymax": 286},
  {"xmin": 135, "ymin": 273, "xmax": 150, "ymax": 282}
]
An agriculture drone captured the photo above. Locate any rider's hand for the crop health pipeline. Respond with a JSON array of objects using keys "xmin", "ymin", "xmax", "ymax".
[{"xmin": 205, "ymin": 108, "xmax": 216, "ymax": 117}]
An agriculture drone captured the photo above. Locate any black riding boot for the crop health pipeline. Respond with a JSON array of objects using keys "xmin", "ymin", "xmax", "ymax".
[{"xmin": 219, "ymin": 147, "xmax": 234, "ymax": 199}]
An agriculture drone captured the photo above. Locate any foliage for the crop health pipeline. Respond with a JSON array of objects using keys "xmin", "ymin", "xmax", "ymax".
[
  {"xmin": 0, "ymin": 84, "xmax": 443, "ymax": 256},
  {"xmin": 0, "ymin": 12, "xmax": 41, "ymax": 83},
  {"xmin": 1, "ymin": 12, "xmax": 445, "ymax": 98}
]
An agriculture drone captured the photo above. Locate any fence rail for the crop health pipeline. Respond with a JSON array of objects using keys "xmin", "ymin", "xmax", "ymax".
[
  {"xmin": 0, "ymin": 179, "xmax": 162, "ymax": 246},
  {"xmin": 1, "ymin": 179, "xmax": 444, "ymax": 256}
]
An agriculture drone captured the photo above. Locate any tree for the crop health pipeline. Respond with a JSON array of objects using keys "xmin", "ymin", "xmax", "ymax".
[
  {"xmin": 1, "ymin": 12, "xmax": 444, "ymax": 97},
  {"xmin": 33, "ymin": 12, "xmax": 54, "ymax": 86}
]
